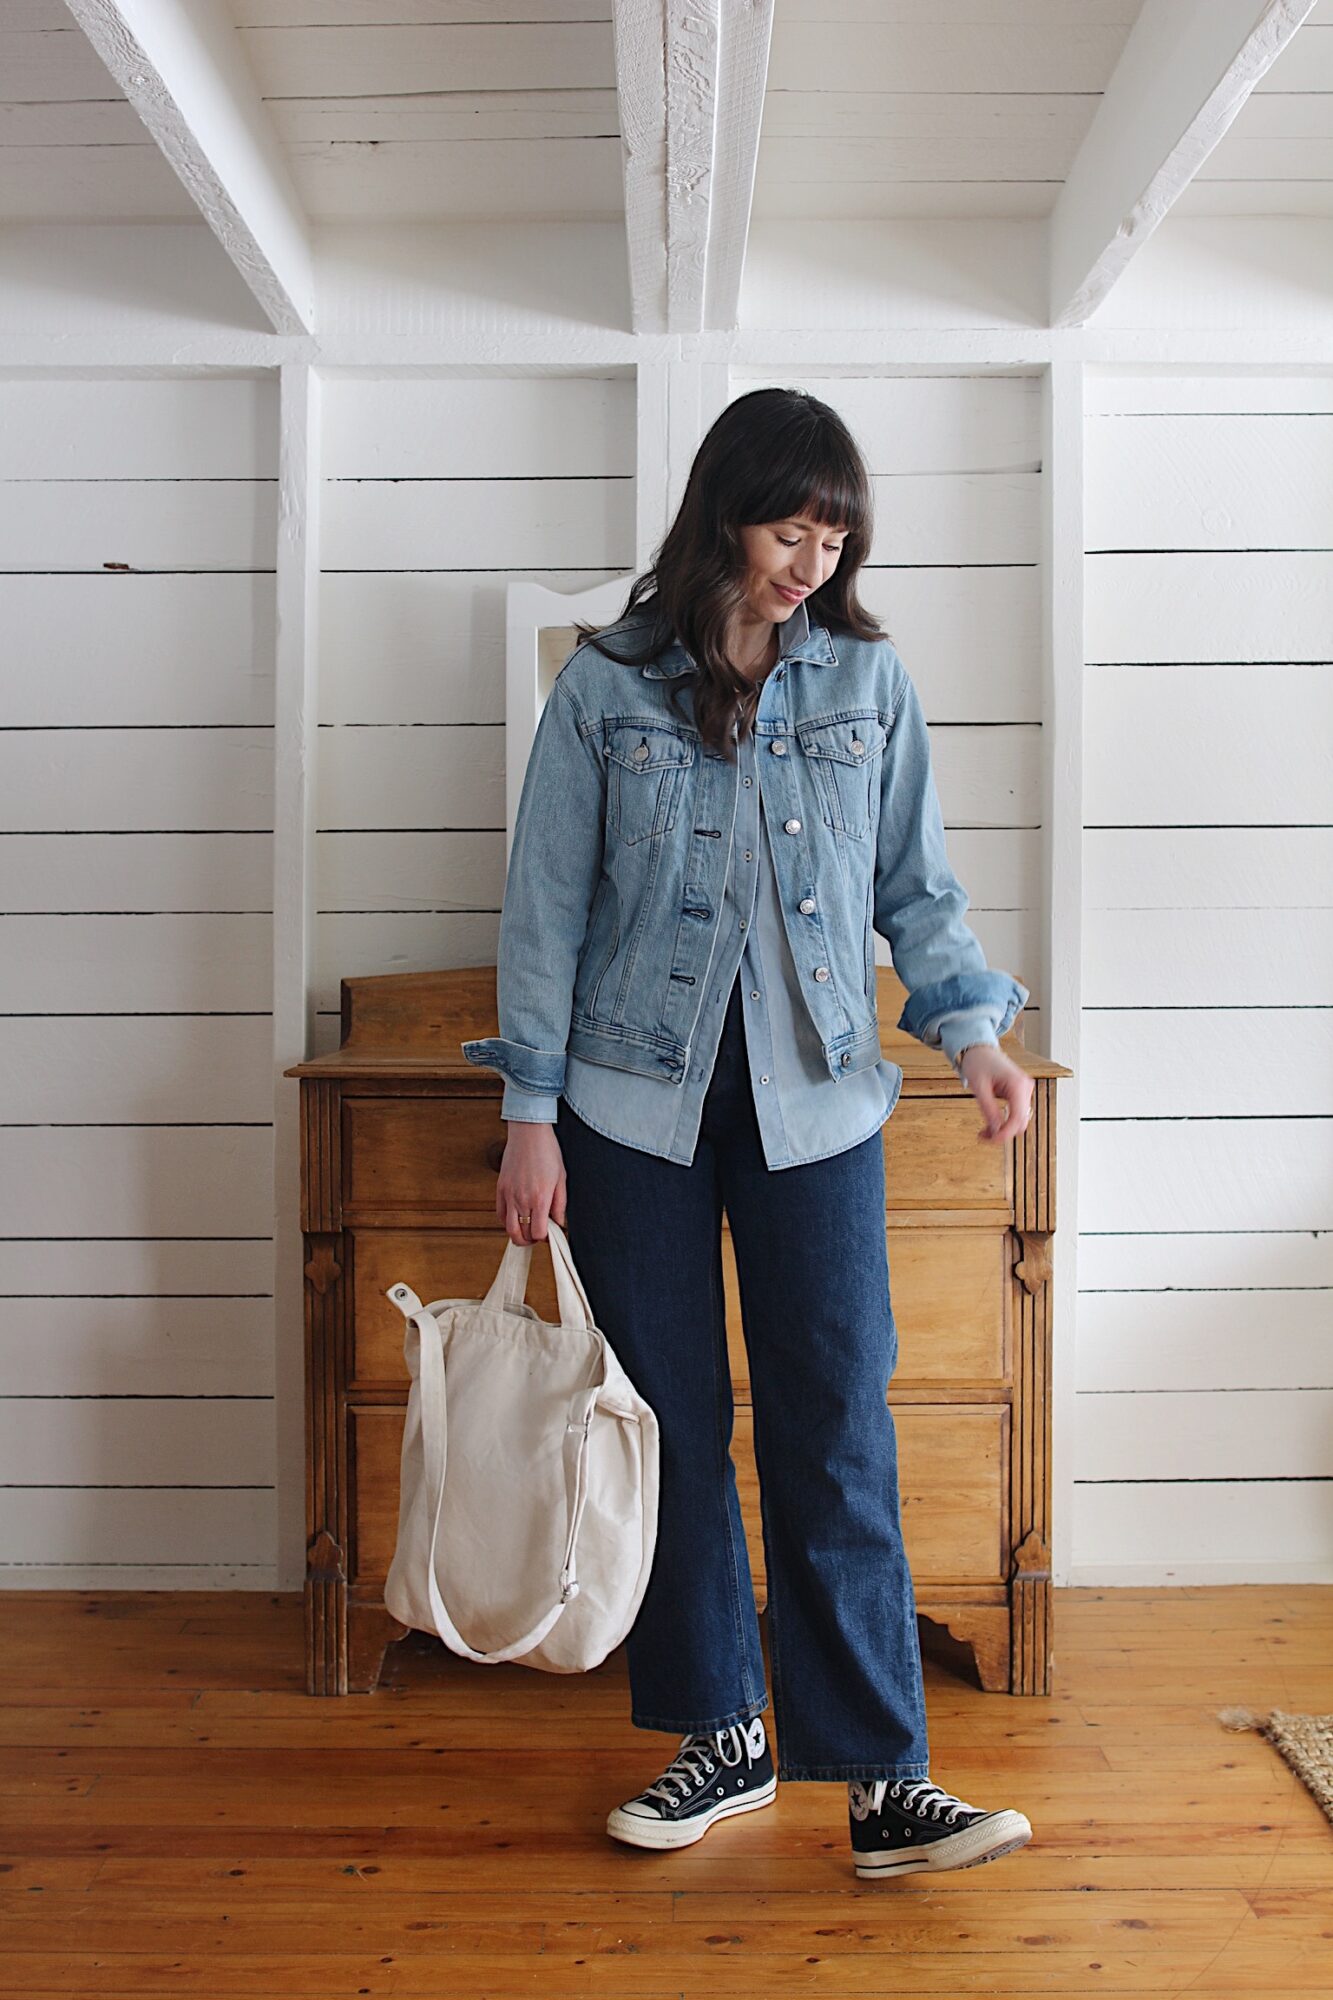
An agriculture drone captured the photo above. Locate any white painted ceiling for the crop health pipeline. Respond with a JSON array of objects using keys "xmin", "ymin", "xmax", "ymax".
[{"xmin": 3, "ymin": 0, "xmax": 1331, "ymax": 227}]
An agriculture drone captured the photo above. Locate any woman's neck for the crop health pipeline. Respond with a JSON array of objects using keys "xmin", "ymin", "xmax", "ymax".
[{"xmin": 729, "ymin": 618, "xmax": 780, "ymax": 683}]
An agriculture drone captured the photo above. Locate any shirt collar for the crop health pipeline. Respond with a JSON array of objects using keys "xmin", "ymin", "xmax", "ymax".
[{"xmin": 638, "ymin": 594, "xmax": 837, "ymax": 678}]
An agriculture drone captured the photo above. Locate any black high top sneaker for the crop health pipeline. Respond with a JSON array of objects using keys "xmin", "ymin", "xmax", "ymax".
[
  {"xmin": 848, "ymin": 1774, "xmax": 1032, "ymax": 1879},
  {"xmin": 606, "ymin": 1716, "xmax": 777, "ymax": 1849}
]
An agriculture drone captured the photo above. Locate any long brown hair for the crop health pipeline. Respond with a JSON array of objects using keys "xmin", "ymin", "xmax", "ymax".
[{"xmin": 573, "ymin": 387, "xmax": 886, "ymax": 760}]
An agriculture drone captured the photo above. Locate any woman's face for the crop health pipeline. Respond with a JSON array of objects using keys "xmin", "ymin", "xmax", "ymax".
[{"xmin": 738, "ymin": 515, "xmax": 848, "ymax": 622}]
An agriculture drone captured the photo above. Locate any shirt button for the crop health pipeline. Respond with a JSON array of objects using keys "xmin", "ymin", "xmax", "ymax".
[
  {"xmin": 751, "ymin": 990, "xmax": 760, "ymax": 1000},
  {"xmin": 760, "ymin": 1075, "xmax": 770, "ymax": 1085},
  {"xmin": 739, "ymin": 920, "xmax": 747, "ymax": 930},
  {"xmin": 784, "ymin": 818, "xmax": 802, "ymax": 834},
  {"xmin": 743, "ymin": 776, "xmax": 753, "ymax": 787},
  {"xmin": 745, "ymin": 850, "xmax": 753, "ymax": 861},
  {"xmin": 770, "ymin": 740, "xmax": 787, "ymax": 756},
  {"xmin": 799, "ymin": 896, "xmax": 816, "ymax": 914},
  {"xmin": 814, "ymin": 965, "xmax": 830, "ymax": 982}
]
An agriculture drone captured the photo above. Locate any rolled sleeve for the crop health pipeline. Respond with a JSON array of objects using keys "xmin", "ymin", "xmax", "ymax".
[
  {"xmin": 874, "ymin": 664, "xmax": 1030, "ymax": 1051},
  {"xmin": 460, "ymin": 668, "xmax": 606, "ymax": 1101}
]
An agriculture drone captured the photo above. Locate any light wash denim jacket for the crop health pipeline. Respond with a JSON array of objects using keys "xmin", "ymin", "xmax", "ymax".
[{"xmin": 461, "ymin": 604, "xmax": 1030, "ymax": 1119}]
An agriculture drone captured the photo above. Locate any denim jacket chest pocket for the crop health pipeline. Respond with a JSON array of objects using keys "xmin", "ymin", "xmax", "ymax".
[
  {"xmin": 794, "ymin": 711, "xmax": 890, "ymax": 839},
  {"xmin": 604, "ymin": 720, "xmax": 696, "ymax": 846}
]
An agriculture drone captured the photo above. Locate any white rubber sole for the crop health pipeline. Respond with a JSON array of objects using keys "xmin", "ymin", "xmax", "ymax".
[
  {"xmin": 853, "ymin": 1807, "xmax": 1032, "ymax": 1879},
  {"xmin": 607, "ymin": 1773, "xmax": 779, "ymax": 1850}
]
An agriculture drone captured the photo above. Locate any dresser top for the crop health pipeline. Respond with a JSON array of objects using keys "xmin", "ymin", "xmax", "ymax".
[{"xmin": 283, "ymin": 966, "xmax": 1070, "ymax": 1082}]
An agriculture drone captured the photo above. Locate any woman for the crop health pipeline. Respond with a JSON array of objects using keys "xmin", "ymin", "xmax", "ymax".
[{"xmin": 462, "ymin": 386, "xmax": 1035, "ymax": 1879}]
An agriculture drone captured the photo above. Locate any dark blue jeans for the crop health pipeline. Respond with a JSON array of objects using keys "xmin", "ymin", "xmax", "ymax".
[{"xmin": 555, "ymin": 973, "xmax": 931, "ymax": 1782}]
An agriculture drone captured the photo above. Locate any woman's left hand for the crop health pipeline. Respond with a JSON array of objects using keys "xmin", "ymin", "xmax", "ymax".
[{"xmin": 957, "ymin": 1045, "xmax": 1033, "ymax": 1146}]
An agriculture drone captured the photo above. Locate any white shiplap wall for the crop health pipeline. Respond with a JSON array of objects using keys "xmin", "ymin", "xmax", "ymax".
[
  {"xmin": 0, "ymin": 373, "xmax": 279, "ymax": 1584},
  {"xmin": 313, "ymin": 371, "xmax": 636, "ymax": 1050},
  {"xmin": 1077, "ymin": 369, "xmax": 1333, "ymax": 1581}
]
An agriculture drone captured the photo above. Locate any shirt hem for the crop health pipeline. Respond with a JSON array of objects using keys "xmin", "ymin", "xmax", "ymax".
[{"xmin": 563, "ymin": 1080, "xmax": 896, "ymax": 1174}]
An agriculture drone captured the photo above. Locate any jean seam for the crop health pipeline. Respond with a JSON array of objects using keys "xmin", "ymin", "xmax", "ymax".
[
  {"xmin": 785, "ymin": 1762, "xmax": 932, "ymax": 1782},
  {"xmin": 630, "ymin": 1695, "xmax": 771, "ymax": 1735}
]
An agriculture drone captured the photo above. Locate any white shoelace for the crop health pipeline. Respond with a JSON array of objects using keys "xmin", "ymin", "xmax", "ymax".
[
  {"xmin": 850, "ymin": 1775, "xmax": 976, "ymax": 1823},
  {"xmin": 645, "ymin": 1720, "xmax": 762, "ymax": 1803}
]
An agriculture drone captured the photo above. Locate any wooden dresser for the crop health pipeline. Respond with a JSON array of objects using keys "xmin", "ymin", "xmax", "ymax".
[{"xmin": 285, "ymin": 966, "xmax": 1069, "ymax": 1698}]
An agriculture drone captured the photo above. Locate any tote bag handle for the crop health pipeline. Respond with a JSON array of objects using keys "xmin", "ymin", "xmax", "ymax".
[
  {"xmin": 386, "ymin": 1287, "xmax": 601, "ymax": 1665},
  {"xmin": 481, "ymin": 1218, "xmax": 596, "ymax": 1329}
]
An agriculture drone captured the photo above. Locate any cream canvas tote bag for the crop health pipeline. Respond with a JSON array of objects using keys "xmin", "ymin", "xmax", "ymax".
[{"xmin": 382, "ymin": 1220, "xmax": 660, "ymax": 1673}]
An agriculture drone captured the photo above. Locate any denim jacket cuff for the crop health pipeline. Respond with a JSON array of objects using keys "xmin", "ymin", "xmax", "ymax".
[
  {"xmin": 460, "ymin": 1035, "xmax": 567, "ymax": 1096},
  {"xmin": 896, "ymin": 970, "xmax": 1030, "ymax": 1051}
]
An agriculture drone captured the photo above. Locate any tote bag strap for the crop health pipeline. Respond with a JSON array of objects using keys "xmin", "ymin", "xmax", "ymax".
[
  {"xmin": 390, "ymin": 1288, "xmax": 599, "ymax": 1664},
  {"xmin": 482, "ymin": 1218, "xmax": 596, "ymax": 1330}
]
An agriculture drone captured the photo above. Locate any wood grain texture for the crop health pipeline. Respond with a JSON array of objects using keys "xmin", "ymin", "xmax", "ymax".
[{"xmin": 0, "ymin": 1584, "xmax": 1330, "ymax": 1995}]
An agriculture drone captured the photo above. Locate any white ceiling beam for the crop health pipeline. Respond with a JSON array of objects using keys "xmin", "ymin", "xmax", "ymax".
[
  {"xmin": 614, "ymin": 0, "xmax": 775, "ymax": 335},
  {"xmin": 64, "ymin": 0, "xmax": 316, "ymax": 335},
  {"xmin": 1048, "ymin": 0, "xmax": 1317, "ymax": 328}
]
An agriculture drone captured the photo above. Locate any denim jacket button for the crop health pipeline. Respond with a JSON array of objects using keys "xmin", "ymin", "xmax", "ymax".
[
  {"xmin": 799, "ymin": 896, "xmax": 816, "ymax": 914},
  {"xmin": 851, "ymin": 738, "xmax": 865, "ymax": 756},
  {"xmin": 770, "ymin": 740, "xmax": 787, "ymax": 756},
  {"xmin": 840, "ymin": 1051, "xmax": 852, "ymax": 1066},
  {"xmin": 784, "ymin": 817, "xmax": 801, "ymax": 834},
  {"xmin": 814, "ymin": 966, "xmax": 830, "ymax": 982}
]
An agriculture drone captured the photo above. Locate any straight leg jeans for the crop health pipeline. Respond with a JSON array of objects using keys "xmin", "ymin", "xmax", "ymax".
[{"xmin": 555, "ymin": 974, "xmax": 932, "ymax": 1783}]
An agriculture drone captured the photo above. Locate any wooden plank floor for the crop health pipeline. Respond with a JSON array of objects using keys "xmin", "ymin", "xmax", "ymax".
[{"xmin": 0, "ymin": 1587, "xmax": 1330, "ymax": 1996}]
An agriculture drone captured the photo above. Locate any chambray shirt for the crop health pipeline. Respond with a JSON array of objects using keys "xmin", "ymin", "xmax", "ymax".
[{"xmin": 499, "ymin": 605, "xmax": 1004, "ymax": 1170}]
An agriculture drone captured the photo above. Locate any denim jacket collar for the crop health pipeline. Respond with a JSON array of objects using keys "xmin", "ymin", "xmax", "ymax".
[{"xmin": 639, "ymin": 594, "xmax": 838, "ymax": 678}]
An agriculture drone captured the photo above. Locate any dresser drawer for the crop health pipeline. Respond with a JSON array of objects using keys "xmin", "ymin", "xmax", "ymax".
[
  {"xmin": 343, "ymin": 1097, "xmax": 504, "ymax": 1216},
  {"xmin": 350, "ymin": 1222, "xmax": 1010, "ymax": 1392},
  {"xmin": 883, "ymin": 1098, "xmax": 1014, "ymax": 1214},
  {"xmin": 342, "ymin": 1093, "xmax": 1010, "ymax": 1224},
  {"xmin": 347, "ymin": 1399, "xmax": 1008, "ymax": 1593}
]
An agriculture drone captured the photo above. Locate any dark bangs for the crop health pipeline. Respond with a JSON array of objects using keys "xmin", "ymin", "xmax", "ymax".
[{"xmin": 733, "ymin": 400, "xmax": 870, "ymax": 550}]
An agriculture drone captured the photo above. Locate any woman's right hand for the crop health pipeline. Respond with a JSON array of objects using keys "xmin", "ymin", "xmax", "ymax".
[{"xmin": 496, "ymin": 1122, "xmax": 568, "ymax": 1245}]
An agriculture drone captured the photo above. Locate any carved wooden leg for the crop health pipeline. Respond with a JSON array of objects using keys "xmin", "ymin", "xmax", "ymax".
[
  {"xmin": 347, "ymin": 1601, "xmax": 411, "ymax": 1694},
  {"xmin": 919, "ymin": 1604, "xmax": 1012, "ymax": 1692},
  {"xmin": 1010, "ymin": 1531, "xmax": 1054, "ymax": 1695},
  {"xmin": 302, "ymin": 1212, "xmax": 348, "ymax": 1695},
  {"xmin": 306, "ymin": 1528, "xmax": 348, "ymax": 1695},
  {"xmin": 1010, "ymin": 1208, "xmax": 1055, "ymax": 1695}
]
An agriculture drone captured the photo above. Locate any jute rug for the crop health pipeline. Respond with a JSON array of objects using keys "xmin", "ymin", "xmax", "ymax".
[{"xmin": 1218, "ymin": 1706, "xmax": 1333, "ymax": 1825}]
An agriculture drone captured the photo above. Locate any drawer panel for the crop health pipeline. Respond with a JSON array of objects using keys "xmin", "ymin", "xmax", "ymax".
[
  {"xmin": 343, "ymin": 1093, "xmax": 1010, "ymax": 1222},
  {"xmin": 348, "ymin": 1400, "xmax": 1007, "ymax": 1593},
  {"xmin": 352, "ymin": 1223, "xmax": 1009, "ymax": 1391},
  {"xmin": 344, "ymin": 1098, "xmax": 503, "ymax": 1213},
  {"xmin": 883, "ymin": 1098, "xmax": 1013, "ymax": 1214}
]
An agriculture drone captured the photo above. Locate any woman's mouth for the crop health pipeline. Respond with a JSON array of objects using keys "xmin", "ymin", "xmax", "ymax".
[{"xmin": 774, "ymin": 584, "xmax": 806, "ymax": 604}]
